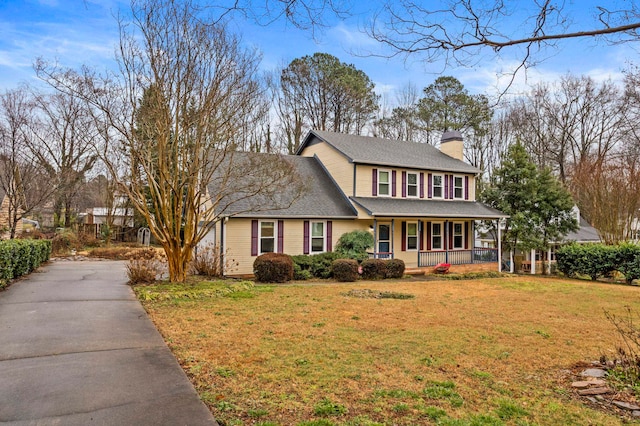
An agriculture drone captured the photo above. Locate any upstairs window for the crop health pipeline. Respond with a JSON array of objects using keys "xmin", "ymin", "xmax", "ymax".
[
  {"xmin": 378, "ymin": 170, "xmax": 390, "ymax": 196},
  {"xmin": 407, "ymin": 172, "xmax": 418, "ymax": 197},
  {"xmin": 454, "ymin": 176, "xmax": 464, "ymax": 199},
  {"xmin": 432, "ymin": 175, "xmax": 443, "ymax": 198},
  {"xmin": 407, "ymin": 222, "xmax": 418, "ymax": 250}
]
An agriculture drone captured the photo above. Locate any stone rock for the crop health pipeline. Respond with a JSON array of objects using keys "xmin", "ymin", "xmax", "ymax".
[
  {"xmin": 587, "ymin": 397, "xmax": 598, "ymax": 403},
  {"xmin": 612, "ymin": 400, "xmax": 640, "ymax": 411},
  {"xmin": 580, "ymin": 368, "xmax": 607, "ymax": 378},
  {"xmin": 572, "ymin": 380, "xmax": 606, "ymax": 388},
  {"xmin": 577, "ymin": 387, "xmax": 610, "ymax": 396},
  {"xmin": 632, "ymin": 410, "xmax": 640, "ymax": 417}
]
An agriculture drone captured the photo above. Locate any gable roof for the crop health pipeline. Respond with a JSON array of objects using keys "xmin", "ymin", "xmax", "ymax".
[
  {"xmin": 209, "ymin": 153, "xmax": 357, "ymax": 219},
  {"xmin": 350, "ymin": 197, "xmax": 508, "ymax": 219},
  {"xmin": 564, "ymin": 216, "xmax": 601, "ymax": 243},
  {"xmin": 297, "ymin": 130, "xmax": 480, "ymax": 174}
]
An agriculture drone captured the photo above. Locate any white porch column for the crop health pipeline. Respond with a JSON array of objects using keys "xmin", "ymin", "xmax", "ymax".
[
  {"xmin": 548, "ymin": 248, "xmax": 552, "ymax": 275},
  {"xmin": 530, "ymin": 248, "xmax": 536, "ymax": 274},
  {"xmin": 497, "ymin": 219, "xmax": 502, "ymax": 273}
]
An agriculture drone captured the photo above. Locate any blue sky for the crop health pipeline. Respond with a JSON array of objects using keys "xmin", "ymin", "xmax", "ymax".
[{"xmin": 1, "ymin": 0, "xmax": 637, "ymax": 103}]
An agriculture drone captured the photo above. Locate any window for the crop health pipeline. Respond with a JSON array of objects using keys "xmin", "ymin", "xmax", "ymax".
[
  {"xmin": 453, "ymin": 222, "xmax": 464, "ymax": 249},
  {"xmin": 432, "ymin": 222, "xmax": 442, "ymax": 250},
  {"xmin": 378, "ymin": 170, "xmax": 390, "ymax": 196},
  {"xmin": 260, "ymin": 221, "xmax": 275, "ymax": 254},
  {"xmin": 454, "ymin": 176, "xmax": 464, "ymax": 199},
  {"xmin": 432, "ymin": 175, "xmax": 443, "ymax": 198},
  {"xmin": 407, "ymin": 172, "xmax": 418, "ymax": 197},
  {"xmin": 407, "ymin": 222, "xmax": 418, "ymax": 250},
  {"xmin": 311, "ymin": 221, "xmax": 325, "ymax": 253}
]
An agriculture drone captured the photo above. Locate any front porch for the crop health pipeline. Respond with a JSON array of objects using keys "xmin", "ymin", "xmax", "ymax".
[{"xmin": 369, "ymin": 247, "xmax": 499, "ymax": 267}]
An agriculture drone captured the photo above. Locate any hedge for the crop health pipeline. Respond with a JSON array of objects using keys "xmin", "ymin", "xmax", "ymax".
[
  {"xmin": 556, "ymin": 242, "xmax": 640, "ymax": 283},
  {"xmin": 0, "ymin": 239, "xmax": 52, "ymax": 287},
  {"xmin": 253, "ymin": 252, "xmax": 294, "ymax": 283}
]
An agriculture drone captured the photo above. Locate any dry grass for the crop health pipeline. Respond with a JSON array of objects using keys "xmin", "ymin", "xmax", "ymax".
[{"xmin": 138, "ymin": 276, "xmax": 640, "ymax": 425}]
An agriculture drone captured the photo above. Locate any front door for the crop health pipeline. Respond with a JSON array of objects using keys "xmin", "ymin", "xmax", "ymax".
[{"xmin": 378, "ymin": 224, "xmax": 390, "ymax": 256}]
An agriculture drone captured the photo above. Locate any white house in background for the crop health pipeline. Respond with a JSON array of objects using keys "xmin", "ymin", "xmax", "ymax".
[{"xmin": 84, "ymin": 207, "xmax": 134, "ymax": 227}]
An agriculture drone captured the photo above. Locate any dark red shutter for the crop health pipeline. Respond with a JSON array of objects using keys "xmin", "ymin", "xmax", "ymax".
[
  {"xmin": 401, "ymin": 221, "xmax": 407, "ymax": 251},
  {"xmin": 420, "ymin": 221, "xmax": 425, "ymax": 251},
  {"xmin": 402, "ymin": 171, "xmax": 407, "ymax": 197},
  {"xmin": 420, "ymin": 173, "xmax": 425, "ymax": 198},
  {"xmin": 303, "ymin": 220, "xmax": 310, "ymax": 254},
  {"xmin": 326, "ymin": 221, "xmax": 332, "ymax": 251},
  {"xmin": 465, "ymin": 176, "xmax": 469, "ymax": 200},
  {"xmin": 277, "ymin": 220, "xmax": 284, "ymax": 253},
  {"xmin": 449, "ymin": 222, "xmax": 454, "ymax": 249},
  {"xmin": 450, "ymin": 175, "xmax": 454, "ymax": 199},
  {"xmin": 251, "ymin": 220, "xmax": 258, "ymax": 256},
  {"xmin": 464, "ymin": 222, "xmax": 469, "ymax": 249},
  {"xmin": 428, "ymin": 174, "xmax": 432, "ymax": 198},
  {"xmin": 444, "ymin": 174, "xmax": 449, "ymax": 199},
  {"xmin": 392, "ymin": 170, "xmax": 397, "ymax": 197},
  {"xmin": 372, "ymin": 169, "xmax": 377, "ymax": 196},
  {"xmin": 426, "ymin": 221, "xmax": 432, "ymax": 250}
]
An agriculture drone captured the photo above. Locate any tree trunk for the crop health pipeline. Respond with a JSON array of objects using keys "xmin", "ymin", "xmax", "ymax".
[{"xmin": 163, "ymin": 240, "xmax": 192, "ymax": 283}]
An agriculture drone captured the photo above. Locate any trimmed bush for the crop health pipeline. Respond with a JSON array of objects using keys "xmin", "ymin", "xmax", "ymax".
[
  {"xmin": 557, "ymin": 243, "xmax": 617, "ymax": 280},
  {"xmin": 385, "ymin": 259, "xmax": 406, "ymax": 279},
  {"xmin": 292, "ymin": 252, "xmax": 340, "ymax": 279},
  {"xmin": 51, "ymin": 230, "xmax": 80, "ymax": 255},
  {"xmin": 361, "ymin": 258, "xmax": 387, "ymax": 280},
  {"xmin": 615, "ymin": 243, "xmax": 640, "ymax": 284},
  {"xmin": 293, "ymin": 263, "xmax": 312, "ymax": 280},
  {"xmin": 331, "ymin": 259, "xmax": 359, "ymax": 282},
  {"xmin": 253, "ymin": 252, "xmax": 294, "ymax": 283},
  {"xmin": 335, "ymin": 230, "xmax": 374, "ymax": 262},
  {"xmin": 0, "ymin": 239, "xmax": 52, "ymax": 288}
]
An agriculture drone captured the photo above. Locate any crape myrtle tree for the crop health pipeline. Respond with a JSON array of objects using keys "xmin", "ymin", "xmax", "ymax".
[
  {"xmin": 481, "ymin": 142, "xmax": 577, "ymax": 273},
  {"xmin": 37, "ymin": 0, "xmax": 304, "ymax": 282},
  {"xmin": 0, "ymin": 88, "xmax": 53, "ymax": 238}
]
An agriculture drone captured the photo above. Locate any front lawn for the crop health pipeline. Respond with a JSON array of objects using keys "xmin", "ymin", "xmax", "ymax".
[{"xmin": 136, "ymin": 276, "xmax": 640, "ymax": 425}]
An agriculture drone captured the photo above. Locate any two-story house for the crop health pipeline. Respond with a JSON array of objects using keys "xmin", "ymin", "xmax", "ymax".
[{"xmin": 206, "ymin": 130, "xmax": 507, "ymax": 276}]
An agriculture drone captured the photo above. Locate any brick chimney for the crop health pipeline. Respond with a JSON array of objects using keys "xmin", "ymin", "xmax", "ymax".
[{"xmin": 440, "ymin": 131, "xmax": 464, "ymax": 161}]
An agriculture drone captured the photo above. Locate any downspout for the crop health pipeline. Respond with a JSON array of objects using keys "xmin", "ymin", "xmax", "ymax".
[
  {"xmin": 373, "ymin": 218, "xmax": 377, "ymax": 257},
  {"xmin": 391, "ymin": 218, "xmax": 394, "ymax": 259},
  {"xmin": 220, "ymin": 218, "xmax": 226, "ymax": 276}
]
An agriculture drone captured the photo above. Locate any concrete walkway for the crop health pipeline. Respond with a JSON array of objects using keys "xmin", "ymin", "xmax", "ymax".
[{"xmin": 0, "ymin": 260, "xmax": 217, "ymax": 426}]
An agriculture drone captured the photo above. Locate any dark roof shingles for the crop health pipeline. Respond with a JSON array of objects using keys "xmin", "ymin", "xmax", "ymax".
[{"xmin": 350, "ymin": 197, "xmax": 507, "ymax": 219}]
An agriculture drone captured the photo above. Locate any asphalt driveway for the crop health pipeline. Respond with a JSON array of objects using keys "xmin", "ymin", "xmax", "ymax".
[{"xmin": 0, "ymin": 259, "xmax": 217, "ymax": 425}]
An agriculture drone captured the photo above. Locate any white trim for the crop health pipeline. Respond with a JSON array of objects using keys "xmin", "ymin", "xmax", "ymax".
[
  {"xmin": 406, "ymin": 172, "xmax": 419, "ymax": 198},
  {"xmin": 377, "ymin": 169, "xmax": 392, "ymax": 197},
  {"xmin": 309, "ymin": 220, "xmax": 326, "ymax": 254},
  {"xmin": 259, "ymin": 220, "xmax": 277, "ymax": 255}
]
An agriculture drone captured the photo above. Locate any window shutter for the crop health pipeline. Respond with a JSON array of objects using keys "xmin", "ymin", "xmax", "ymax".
[
  {"xmin": 401, "ymin": 221, "xmax": 407, "ymax": 251},
  {"xmin": 444, "ymin": 174, "xmax": 449, "ymax": 199},
  {"xmin": 428, "ymin": 174, "xmax": 432, "ymax": 198},
  {"xmin": 372, "ymin": 169, "xmax": 377, "ymax": 196},
  {"xmin": 303, "ymin": 220, "xmax": 310, "ymax": 254},
  {"xmin": 450, "ymin": 175, "xmax": 454, "ymax": 199},
  {"xmin": 464, "ymin": 222, "xmax": 469, "ymax": 249},
  {"xmin": 465, "ymin": 176, "xmax": 469, "ymax": 200},
  {"xmin": 426, "ymin": 221, "xmax": 432, "ymax": 250},
  {"xmin": 392, "ymin": 170, "xmax": 397, "ymax": 197},
  {"xmin": 449, "ymin": 222, "xmax": 454, "ymax": 250},
  {"xmin": 326, "ymin": 221, "xmax": 333, "ymax": 252},
  {"xmin": 251, "ymin": 220, "xmax": 258, "ymax": 256},
  {"xmin": 402, "ymin": 171, "xmax": 407, "ymax": 198},
  {"xmin": 277, "ymin": 220, "xmax": 284, "ymax": 253},
  {"xmin": 420, "ymin": 221, "xmax": 425, "ymax": 251},
  {"xmin": 420, "ymin": 173, "xmax": 425, "ymax": 198}
]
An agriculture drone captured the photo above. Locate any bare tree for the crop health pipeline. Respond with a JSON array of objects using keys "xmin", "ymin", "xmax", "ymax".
[
  {"xmin": 368, "ymin": 1, "xmax": 640, "ymax": 91},
  {"xmin": 37, "ymin": 0, "xmax": 303, "ymax": 282},
  {"xmin": 0, "ymin": 88, "xmax": 55, "ymax": 238}
]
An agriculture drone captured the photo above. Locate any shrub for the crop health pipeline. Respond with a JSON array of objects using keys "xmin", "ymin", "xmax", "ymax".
[
  {"xmin": 126, "ymin": 259, "xmax": 164, "ymax": 284},
  {"xmin": 292, "ymin": 252, "xmax": 340, "ymax": 279},
  {"xmin": 361, "ymin": 259, "xmax": 387, "ymax": 280},
  {"xmin": 88, "ymin": 246, "xmax": 161, "ymax": 260},
  {"xmin": 616, "ymin": 243, "xmax": 640, "ymax": 284},
  {"xmin": 557, "ymin": 243, "xmax": 617, "ymax": 280},
  {"xmin": 385, "ymin": 259, "xmax": 405, "ymax": 279},
  {"xmin": 335, "ymin": 230, "xmax": 374, "ymax": 261},
  {"xmin": 190, "ymin": 243, "xmax": 238, "ymax": 277},
  {"xmin": 0, "ymin": 239, "xmax": 51, "ymax": 287},
  {"xmin": 253, "ymin": 252, "xmax": 294, "ymax": 283},
  {"xmin": 78, "ymin": 231, "xmax": 101, "ymax": 248},
  {"xmin": 51, "ymin": 229, "xmax": 80, "ymax": 255},
  {"xmin": 293, "ymin": 263, "xmax": 312, "ymax": 280},
  {"xmin": 331, "ymin": 259, "xmax": 359, "ymax": 282}
]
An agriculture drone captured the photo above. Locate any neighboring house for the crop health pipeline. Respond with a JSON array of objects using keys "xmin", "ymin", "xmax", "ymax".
[
  {"xmin": 207, "ymin": 130, "xmax": 507, "ymax": 276},
  {"xmin": 84, "ymin": 207, "xmax": 135, "ymax": 228}
]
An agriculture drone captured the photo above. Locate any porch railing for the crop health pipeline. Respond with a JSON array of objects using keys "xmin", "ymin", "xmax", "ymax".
[
  {"xmin": 367, "ymin": 252, "xmax": 393, "ymax": 259},
  {"xmin": 418, "ymin": 248, "xmax": 498, "ymax": 267}
]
